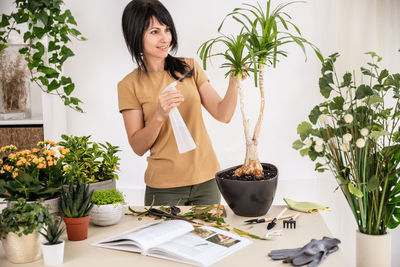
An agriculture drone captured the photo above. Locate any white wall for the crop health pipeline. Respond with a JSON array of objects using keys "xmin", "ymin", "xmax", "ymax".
[{"xmin": 1, "ymin": 0, "xmax": 400, "ymax": 266}]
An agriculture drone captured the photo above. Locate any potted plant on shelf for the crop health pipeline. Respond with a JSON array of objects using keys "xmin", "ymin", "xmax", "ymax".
[
  {"xmin": 0, "ymin": 198, "xmax": 51, "ymax": 264},
  {"xmin": 40, "ymin": 217, "xmax": 66, "ymax": 266},
  {"xmin": 0, "ymin": 0, "xmax": 86, "ymax": 111},
  {"xmin": 0, "ymin": 140, "xmax": 68, "ymax": 213},
  {"xmin": 198, "ymin": 0, "xmax": 322, "ymax": 216},
  {"xmin": 60, "ymin": 179, "xmax": 94, "ymax": 241},
  {"xmin": 58, "ymin": 134, "xmax": 120, "ymax": 191},
  {"xmin": 90, "ymin": 188, "xmax": 126, "ymax": 226},
  {"xmin": 293, "ymin": 52, "xmax": 400, "ymax": 267}
]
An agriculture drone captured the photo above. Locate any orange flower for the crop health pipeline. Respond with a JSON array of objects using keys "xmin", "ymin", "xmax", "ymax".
[
  {"xmin": 3, "ymin": 165, "xmax": 12, "ymax": 172},
  {"xmin": 61, "ymin": 148, "xmax": 70, "ymax": 154},
  {"xmin": 32, "ymin": 148, "xmax": 40, "ymax": 153},
  {"xmin": 12, "ymin": 172, "xmax": 18, "ymax": 178},
  {"xmin": 37, "ymin": 163, "xmax": 46, "ymax": 169},
  {"xmin": 8, "ymin": 153, "xmax": 16, "ymax": 160},
  {"xmin": 32, "ymin": 157, "xmax": 39, "ymax": 164}
]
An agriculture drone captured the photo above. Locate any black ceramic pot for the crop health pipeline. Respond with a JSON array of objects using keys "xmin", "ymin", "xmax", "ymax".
[{"xmin": 216, "ymin": 163, "xmax": 278, "ymax": 217}]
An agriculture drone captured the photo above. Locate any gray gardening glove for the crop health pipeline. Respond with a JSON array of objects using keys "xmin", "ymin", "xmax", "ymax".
[
  {"xmin": 268, "ymin": 239, "xmax": 319, "ymax": 260},
  {"xmin": 268, "ymin": 237, "xmax": 340, "ymax": 266}
]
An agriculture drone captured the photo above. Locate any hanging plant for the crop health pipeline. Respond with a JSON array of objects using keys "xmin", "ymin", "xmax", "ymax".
[{"xmin": 0, "ymin": 0, "xmax": 86, "ymax": 112}]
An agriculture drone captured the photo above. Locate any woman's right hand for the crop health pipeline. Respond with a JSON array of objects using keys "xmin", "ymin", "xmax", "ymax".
[{"xmin": 155, "ymin": 88, "xmax": 184, "ymax": 121}]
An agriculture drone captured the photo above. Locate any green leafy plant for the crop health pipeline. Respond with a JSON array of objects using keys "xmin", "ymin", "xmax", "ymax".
[
  {"xmin": 91, "ymin": 188, "xmax": 125, "ymax": 206},
  {"xmin": 0, "ymin": 0, "xmax": 86, "ymax": 111},
  {"xmin": 40, "ymin": 217, "xmax": 65, "ymax": 245},
  {"xmin": 0, "ymin": 140, "xmax": 67, "ymax": 201},
  {"xmin": 293, "ymin": 52, "xmax": 400, "ymax": 235},
  {"xmin": 199, "ymin": 0, "xmax": 322, "ymax": 178},
  {"xmin": 58, "ymin": 134, "xmax": 120, "ymax": 183},
  {"xmin": 60, "ymin": 179, "xmax": 94, "ymax": 218},
  {"xmin": 0, "ymin": 198, "xmax": 52, "ymax": 238}
]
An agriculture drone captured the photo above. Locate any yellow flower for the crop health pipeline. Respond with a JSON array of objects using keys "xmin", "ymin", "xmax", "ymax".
[
  {"xmin": 39, "ymin": 157, "xmax": 45, "ymax": 162},
  {"xmin": 12, "ymin": 172, "xmax": 18, "ymax": 179},
  {"xmin": 37, "ymin": 141, "xmax": 44, "ymax": 147},
  {"xmin": 32, "ymin": 148, "xmax": 40, "ymax": 153},
  {"xmin": 47, "ymin": 161, "xmax": 54, "ymax": 166},
  {"xmin": 46, "ymin": 156, "xmax": 52, "ymax": 161},
  {"xmin": 48, "ymin": 149, "xmax": 56, "ymax": 156},
  {"xmin": 8, "ymin": 153, "xmax": 16, "ymax": 159},
  {"xmin": 32, "ymin": 157, "xmax": 39, "ymax": 164},
  {"xmin": 62, "ymin": 148, "xmax": 70, "ymax": 154}
]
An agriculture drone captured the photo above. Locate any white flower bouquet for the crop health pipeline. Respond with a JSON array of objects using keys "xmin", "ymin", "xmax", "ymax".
[{"xmin": 293, "ymin": 52, "xmax": 400, "ymax": 235}]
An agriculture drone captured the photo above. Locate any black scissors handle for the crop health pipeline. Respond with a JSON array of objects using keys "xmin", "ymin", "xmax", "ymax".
[{"xmin": 244, "ymin": 218, "xmax": 266, "ymax": 224}]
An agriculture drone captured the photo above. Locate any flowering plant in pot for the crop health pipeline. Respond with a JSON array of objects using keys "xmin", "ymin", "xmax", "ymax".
[
  {"xmin": 0, "ymin": 198, "xmax": 51, "ymax": 263},
  {"xmin": 58, "ymin": 134, "xmax": 120, "ymax": 191},
  {"xmin": 0, "ymin": 140, "xmax": 68, "ymax": 213},
  {"xmin": 40, "ymin": 217, "xmax": 65, "ymax": 266},
  {"xmin": 90, "ymin": 188, "xmax": 126, "ymax": 226},
  {"xmin": 293, "ymin": 52, "xmax": 400, "ymax": 267},
  {"xmin": 198, "ymin": 0, "xmax": 321, "ymax": 216},
  {"xmin": 60, "ymin": 179, "xmax": 94, "ymax": 241}
]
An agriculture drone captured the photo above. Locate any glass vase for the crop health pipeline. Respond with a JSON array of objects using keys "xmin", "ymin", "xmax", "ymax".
[{"xmin": 0, "ymin": 44, "xmax": 31, "ymax": 120}]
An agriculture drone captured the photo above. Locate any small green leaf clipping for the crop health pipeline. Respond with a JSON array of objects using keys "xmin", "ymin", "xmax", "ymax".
[{"xmin": 348, "ymin": 183, "xmax": 363, "ymax": 198}]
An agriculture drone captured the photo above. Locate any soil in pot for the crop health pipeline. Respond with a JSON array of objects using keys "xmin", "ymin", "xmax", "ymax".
[{"xmin": 219, "ymin": 164, "xmax": 278, "ymax": 181}]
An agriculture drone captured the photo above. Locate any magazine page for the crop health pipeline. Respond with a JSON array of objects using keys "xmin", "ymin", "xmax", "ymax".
[
  {"xmin": 92, "ymin": 220, "xmax": 194, "ymax": 253},
  {"xmin": 148, "ymin": 226, "xmax": 252, "ymax": 267}
]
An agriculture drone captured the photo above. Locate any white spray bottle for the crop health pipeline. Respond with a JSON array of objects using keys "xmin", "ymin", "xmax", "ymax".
[{"xmin": 162, "ymin": 81, "xmax": 196, "ymax": 154}]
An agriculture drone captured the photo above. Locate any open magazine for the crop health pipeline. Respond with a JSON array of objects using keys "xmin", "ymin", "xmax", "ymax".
[{"xmin": 92, "ymin": 220, "xmax": 252, "ymax": 267}]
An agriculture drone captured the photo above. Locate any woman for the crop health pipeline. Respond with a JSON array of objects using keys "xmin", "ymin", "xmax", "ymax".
[{"xmin": 119, "ymin": 0, "xmax": 241, "ymax": 206}]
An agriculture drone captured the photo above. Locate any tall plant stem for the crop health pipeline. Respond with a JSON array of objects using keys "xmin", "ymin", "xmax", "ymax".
[
  {"xmin": 375, "ymin": 177, "xmax": 389, "ymax": 234},
  {"xmin": 233, "ymin": 73, "xmax": 263, "ymax": 178},
  {"xmin": 252, "ymin": 63, "xmax": 266, "ymax": 144}
]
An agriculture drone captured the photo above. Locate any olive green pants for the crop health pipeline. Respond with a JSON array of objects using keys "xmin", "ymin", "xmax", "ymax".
[{"xmin": 144, "ymin": 178, "xmax": 221, "ymax": 206}]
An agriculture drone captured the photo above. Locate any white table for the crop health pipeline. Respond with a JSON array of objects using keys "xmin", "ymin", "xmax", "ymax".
[{"xmin": 0, "ymin": 205, "xmax": 349, "ymax": 267}]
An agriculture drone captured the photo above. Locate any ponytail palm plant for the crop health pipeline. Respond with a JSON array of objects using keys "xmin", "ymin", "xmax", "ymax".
[{"xmin": 199, "ymin": 0, "xmax": 322, "ymax": 178}]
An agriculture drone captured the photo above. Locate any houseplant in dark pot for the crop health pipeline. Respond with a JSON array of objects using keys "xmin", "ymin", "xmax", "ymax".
[
  {"xmin": 40, "ymin": 217, "xmax": 65, "ymax": 266},
  {"xmin": 0, "ymin": 140, "xmax": 67, "ymax": 214},
  {"xmin": 198, "ymin": 0, "xmax": 322, "ymax": 216},
  {"xmin": 58, "ymin": 134, "xmax": 120, "ymax": 192},
  {"xmin": 0, "ymin": 198, "xmax": 51, "ymax": 263},
  {"xmin": 60, "ymin": 179, "xmax": 94, "ymax": 241},
  {"xmin": 293, "ymin": 52, "xmax": 400, "ymax": 267}
]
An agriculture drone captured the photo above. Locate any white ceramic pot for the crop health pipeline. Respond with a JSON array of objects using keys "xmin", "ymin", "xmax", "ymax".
[
  {"xmin": 356, "ymin": 230, "xmax": 391, "ymax": 267},
  {"xmin": 90, "ymin": 203, "xmax": 123, "ymax": 226},
  {"xmin": 1, "ymin": 231, "xmax": 41, "ymax": 264},
  {"xmin": 41, "ymin": 239, "xmax": 65, "ymax": 266},
  {"xmin": 7, "ymin": 196, "xmax": 60, "ymax": 215}
]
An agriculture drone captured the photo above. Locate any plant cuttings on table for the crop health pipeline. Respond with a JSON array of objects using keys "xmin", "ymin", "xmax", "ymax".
[{"xmin": 127, "ymin": 205, "xmax": 266, "ymax": 240}]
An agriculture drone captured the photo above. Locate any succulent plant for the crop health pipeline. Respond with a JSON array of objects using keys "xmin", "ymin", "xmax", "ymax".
[
  {"xmin": 60, "ymin": 179, "xmax": 94, "ymax": 218},
  {"xmin": 40, "ymin": 218, "xmax": 65, "ymax": 245}
]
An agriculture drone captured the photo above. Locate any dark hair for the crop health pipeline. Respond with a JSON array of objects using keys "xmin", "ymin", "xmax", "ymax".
[{"xmin": 122, "ymin": 0, "xmax": 192, "ymax": 80}]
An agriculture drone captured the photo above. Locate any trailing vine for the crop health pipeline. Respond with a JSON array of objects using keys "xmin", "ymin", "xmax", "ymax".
[{"xmin": 0, "ymin": 0, "xmax": 86, "ymax": 112}]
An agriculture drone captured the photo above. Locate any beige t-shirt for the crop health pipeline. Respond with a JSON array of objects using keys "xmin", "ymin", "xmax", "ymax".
[{"xmin": 117, "ymin": 58, "xmax": 220, "ymax": 188}]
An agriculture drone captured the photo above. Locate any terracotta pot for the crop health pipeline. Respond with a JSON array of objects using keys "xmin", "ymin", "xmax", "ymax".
[
  {"xmin": 63, "ymin": 215, "xmax": 90, "ymax": 241},
  {"xmin": 356, "ymin": 230, "xmax": 391, "ymax": 267},
  {"xmin": 216, "ymin": 163, "xmax": 278, "ymax": 217},
  {"xmin": 1, "ymin": 230, "xmax": 41, "ymax": 263}
]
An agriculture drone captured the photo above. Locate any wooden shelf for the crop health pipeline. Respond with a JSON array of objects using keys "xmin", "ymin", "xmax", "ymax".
[{"xmin": 0, "ymin": 115, "xmax": 43, "ymax": 126}]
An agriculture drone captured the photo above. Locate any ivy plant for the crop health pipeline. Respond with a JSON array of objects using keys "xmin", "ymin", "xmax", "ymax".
[{"xmin": 0, "ymin": 0, "xmax": 86, "ymax": 112}]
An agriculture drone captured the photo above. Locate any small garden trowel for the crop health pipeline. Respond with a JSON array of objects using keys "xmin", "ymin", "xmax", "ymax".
[{"xmin": 267, "ymin": 207, "xmax": 288, "ymax": 230}]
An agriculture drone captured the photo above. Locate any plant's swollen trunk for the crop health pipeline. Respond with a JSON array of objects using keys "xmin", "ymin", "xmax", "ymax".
[{"xmin": 233, "ymin": 68, "xmax": 264, "ymax": 179}]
